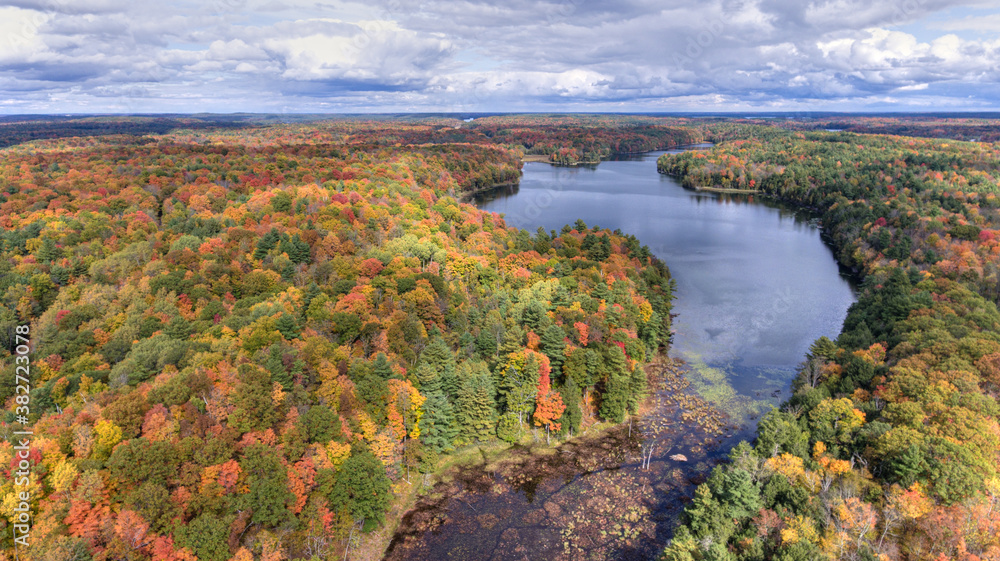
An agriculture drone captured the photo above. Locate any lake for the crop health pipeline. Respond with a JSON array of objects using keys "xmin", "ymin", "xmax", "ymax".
[
  {"xmin": 382, "ymin": 147, "xmax": 856, "ymax": 560},
  {"xmin": 475, "ymin": 147, "xmax": 856, "ymax": 417}
]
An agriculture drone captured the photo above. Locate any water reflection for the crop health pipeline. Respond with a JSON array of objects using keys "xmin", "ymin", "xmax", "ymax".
[
  {"xmin": 475, "ymin": 150, "xmax": 856, "ymax": 421},
  {"xmin": 385, "ymin": 149, "xmax": 857, "ymax": 561}
]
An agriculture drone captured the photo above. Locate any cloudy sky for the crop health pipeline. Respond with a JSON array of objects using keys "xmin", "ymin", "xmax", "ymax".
[{"xmin": 2, "ymin": 0, "xmax": 1000, "ymax": 113}]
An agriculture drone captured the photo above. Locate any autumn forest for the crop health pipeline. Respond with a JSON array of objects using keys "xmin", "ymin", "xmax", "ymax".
[{"xmin": 2, "ymin": 114, "xmax": 1000, "ymax": 561}]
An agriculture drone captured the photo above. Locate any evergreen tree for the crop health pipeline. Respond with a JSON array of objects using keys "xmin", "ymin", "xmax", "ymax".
[
  {"xmin": 456, "ymin": 362, "xmax": 497, "ymax": 442},
  {"xmin": 557, "ymin": 378, "xmax": 583, "ymax": 436},
  {"xmin": 474, "ymin": 331, "xmax": 497, "ymax": 361},
  {"xmin": 275, "ymin": 313, "xmax": 300, "ymax": 339},
  {"xmin": 303, "ymin": 405, "xmax": 341, "ymax": 443},
  {"xmin": 498, "ymin": 325, "xmax": 526, "ymax": 359},
  {"xmin": 289, "ymin": 233, "xmax": 312, "ymax": 264},
  {"xmin": 331, "ymin": 447, "xmax": 392, "ymax": 527},
  {"xmin": 165, "ymin": 315, "xmax": 193, "ymax": 340},
  {"xmin": 564, "ymin": 347, "xmax": 602, "ymax": 391},
  {"xmin": 421, "ymin": 335, "xmax": 457, "ymax": 397},
  {"xmin": 539, "ymin": 324, "xmax": 567, "ymax": 375},
  {"xmin": 371, "ymin": 353, "xmax": 395, "ymax": 380},
  {"xmin": 37, "ymin": 237, "xmax": 60, "ymax": 262},
  {"xmin": 592, "ymin": 281, "xmax": 611, "ymax": 305},
  {"xmin": 264, "ymin": 345, "xmax": 293, "ymax": 390},
  {"xmin": 498, "ymin": 357, "xmax": 540, "ymax": 426},
  {"xmin": 598, "ymin": 346, "xmax": 630, "ymax": 423},
  {"xmin": 413, "ymin": 362, "xmax": 441, "ymax": 393},
  {"xmin": 627, "ymin": 362, "xmax": 646, "ymax": 414},
  {"xmin": 714, "ymin": 468, "xmax": 761, "ymax": 520},
  {"xmin": 177, "ymin": 513, "xmax": 234, "ymax": 561},
  {"xmin": 496, "ymin": 412, "xmax": 521, "ymax": 443},
  {"xmin": 253, "ymin": 228, "xmax": 280, "ymax": 260},
  {"xmin": 421, "ymin": 390, "xmax": 457, "ymax": 453},
  {"xmin": 521, "ymin": 299, "xmax": 547, "ymax": 331}
]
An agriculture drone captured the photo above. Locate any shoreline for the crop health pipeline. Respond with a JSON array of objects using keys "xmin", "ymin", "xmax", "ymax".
[
  {"xmin": 520, "ymin": 141, "xmax": 711, "ymax": 168},
  {"xmin": 456, "ymin": 180, "xmax": 520, "ymax": 202},
  {"xmin": 378, "ymin": 355, "xmax": 740, "ymax": 561},
  {"xmin": 687, "ymin": 185, "xmax": 760, "ymax": 194}
]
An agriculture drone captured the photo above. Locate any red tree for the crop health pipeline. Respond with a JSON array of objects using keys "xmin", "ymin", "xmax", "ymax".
[{"xmin": 533, "ymin": 360, "xmax": 565, "ymax": 443}]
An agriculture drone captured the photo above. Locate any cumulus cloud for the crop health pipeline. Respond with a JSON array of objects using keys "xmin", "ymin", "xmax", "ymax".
[{"xmin": 1, "ymin": 0, "xmax": 999, "ymax": 112}]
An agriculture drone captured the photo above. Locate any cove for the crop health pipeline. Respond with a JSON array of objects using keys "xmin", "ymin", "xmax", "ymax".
[{"xmin": 383, "ymin": 147, "xmax": 856, "ymax": 560}]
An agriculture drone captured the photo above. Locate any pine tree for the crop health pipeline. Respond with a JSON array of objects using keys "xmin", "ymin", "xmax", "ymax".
[
  {"xmin": 421, "ymin": 335, "xmax": 457, "ymax": 397},
  {"xmin": 289, "ymin": 234, "xmax": 311, "ymax": 264},
  {"xmin": 165, "ymin": 315, "xmax": 193, "ymax": 340},
  {"xmin": 372, "ymin": 353, "xmax": 394, "ymax": 380},
  {"xmin": 236, "ymin": 443, "xmax": 294, "ymax": 526},
  {"xmin": 598, "ymin": 346, "xmax": 630, "ymax": 423},
  {"xmin": 539, "ymin": 324, "xmax": 567, "ymax": 376},
  {"xmin": 498, "ymin": 325, "xmax": 526, "ymax": 358},
  {"xmin": 330, "ymin": 447, "xmax": 391, "ymax": 526},
  {"xmin": 521, "ymin": 299, "xmax": 546, "ymax": 331},
  {"xmin": 275, "ymin": 313, "xmax": 300, "ymax": 340},
  {"xmin": 557, "ymin": 378, "xmax": 582, "ymax": 436},
  {"xmin": 564, "ymin": 347, "xmax": 602, "ymax": 390},
  {"xmin": 38, "ymin": 237, "xmax": 60, "ymax": 262},
  {"xmin": 253, "ymin": 228, "xmax": 280, "ymax": 260},
  {"xmin": 592, "ymin": 281, "xmax": 611, "ymax": 303},
  {"xmin": 627, "ymin": 363, "xmax": 646, "ymax": 414},
  {"xmin": 498, "ymin": 355, "xmax": 541, "ymax": 426},
  {"xmin": 264, "ymin": 345, "xmax": 293, "ymax": 390},
  {"xmin": 421, "ymin": 391, "xmax": 457, "ymax": 453},
  {"xmin": 413, "ymin": 362, "xmax": 440, "ymax": 393},
  {"xmin": 456, "ymin": 362, "xmax": 497, "ymax": 442}
]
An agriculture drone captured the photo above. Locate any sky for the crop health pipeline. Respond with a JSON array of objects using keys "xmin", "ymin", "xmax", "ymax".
[{"xmin": 2, "ymin": 0, "xmax": 1000, "ymax": 114}]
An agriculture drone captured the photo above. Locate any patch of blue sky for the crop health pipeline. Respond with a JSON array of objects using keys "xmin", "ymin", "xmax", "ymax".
[{"xmin": 892, "ymin": 5, "xmax": 1000, "ymax": 42}]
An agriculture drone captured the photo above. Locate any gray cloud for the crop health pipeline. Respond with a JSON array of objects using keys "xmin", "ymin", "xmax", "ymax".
[{"xmin": 0, "ymin": 0, "xmax": 999, "ymax": 112}]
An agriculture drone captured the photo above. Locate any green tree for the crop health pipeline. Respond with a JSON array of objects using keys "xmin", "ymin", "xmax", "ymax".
[
  {"xmin": 456, "ymin": 362, "xmax": 497, "ymax": 442},
  {"xmin": 421, "ymin": 390, "xmax": 457, "ymax": 453},
  {"xmin": 598, "ymin": 346, "xmax": 630, "ymax": 423},
  {"xmin": 235, "ymin": 443, "xmax": 294, "ymax": 526},
  {"xmin": 754, "ymin": 409, "xmax": 809, "ymax": 458},
  {"xmin": 331, "ymin": 447, "xmax": 392, "ymax": 528},
  {"xmin": 165, "ymin": 315, "xmax": 193, "ymax": 340},
  {"xmin": 496, "ymin": 412, "xmax": 521, "ymax": 443},
  {"xmin": 539, "ymin": 324, "xmax": 567, "ymax": 375},
  {"xmin": 421, "ymin": 335, "xmax": 457, "ymax": 398},
  {"xmin": 498, "ymin": 359, "xmax": 538, "ymax": 426},
  {"xmin": 177, "ymin": 513, "xmax": 234, "ymax": 561},
  {"xmin": 229, "ymin": 364, "xmax": 278, "ymax": 433},
  {"xmin": 303, "ymin": 405, "xmax": 341, "ymax": 443},
  {"xmin": 556, "ymin": 378, "xmax": 583, "ymax": 435},
  {"xmin": 713, "ymin": 468, "xmax": 760, "ymax": 520}
]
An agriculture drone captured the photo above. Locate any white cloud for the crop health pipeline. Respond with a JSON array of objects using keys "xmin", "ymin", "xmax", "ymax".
[{"xmin": 1, "ymin": 0, "xmax": 1000, "ymax": 112}]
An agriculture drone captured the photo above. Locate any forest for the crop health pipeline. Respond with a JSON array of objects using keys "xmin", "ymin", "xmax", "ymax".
[
  {"xmin": 0, "ymin": 116, "xmax": 682, "ymax": 560},
  {"xmin": 659, "ymin": 127, "xmax": 1000, "ymax": 560},
  {"xmin": 5, "ymin": 113, "xmax": 1000, "ymax": 561}
]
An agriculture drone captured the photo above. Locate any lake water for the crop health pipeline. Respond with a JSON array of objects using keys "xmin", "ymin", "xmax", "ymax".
[
  {"xmin": 475, "ymin": 148, "xmax": 856, "ymax": 415},
  {"xmin": 383, "ymin": 148, "xmax": 856, "ymax": 561}
]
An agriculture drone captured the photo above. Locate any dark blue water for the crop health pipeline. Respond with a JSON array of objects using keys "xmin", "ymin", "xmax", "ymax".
[{"xmin": 475, "ymin": 147, "xmax": 856, "ymax": 417}]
